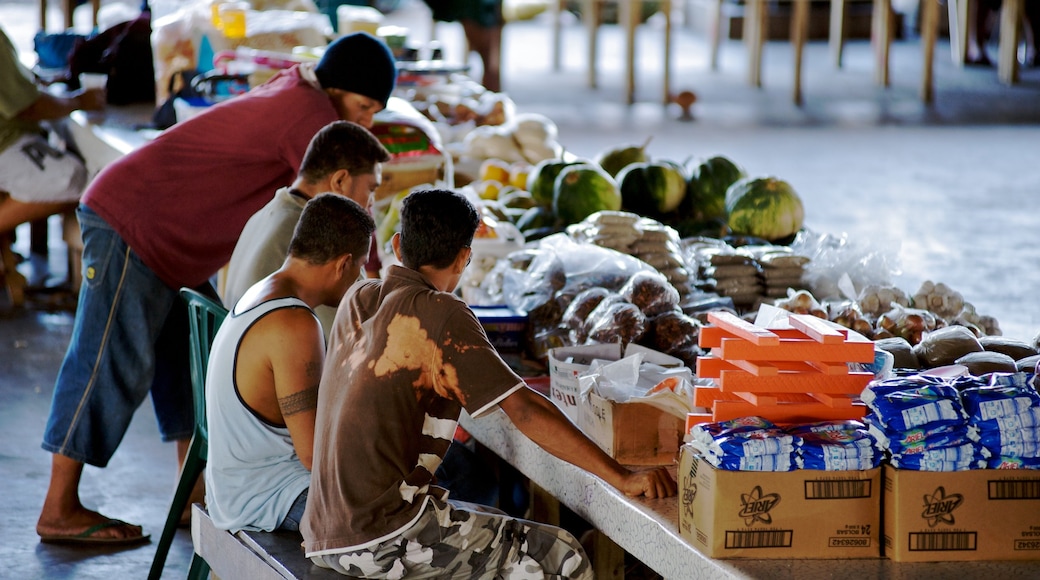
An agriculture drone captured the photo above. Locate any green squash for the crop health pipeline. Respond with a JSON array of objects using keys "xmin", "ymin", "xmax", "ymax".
[
  {"xmin": 617, "ymin": 161, "xmax": 687, "ymax": 217},
  {"xmin": 725, "ymin": 177, "xmax": 805, "ymax": 242},
  {"xmin": 528, "ymin": 159, "xmax": 584, "ymax": 206},
  {"xmin": 552, "ymin": 164, "xmax": 622, "ymax": 225},
  {"xmin": 594, "ymin": 139, "xmax": 651, "ymax": 179},
  {"xmin": 684, "ymin": 155, "xmax": 746, "ymax": 222}
]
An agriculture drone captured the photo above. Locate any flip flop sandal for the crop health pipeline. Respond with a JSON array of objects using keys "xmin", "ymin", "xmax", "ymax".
[{"xmin": 39, "ymin": 519, "xmax": 151, "ymax": 546}]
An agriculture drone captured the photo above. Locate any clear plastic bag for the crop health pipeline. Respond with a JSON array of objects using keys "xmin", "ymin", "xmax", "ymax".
[
  {"xmin": 619, "ymin": 270, "xmax": 680, "ymax": 317},
  {"xmin": 584, "ymin": 300, "xmax": 647, "ymax": 347},
  {"xmin": 789, "ymin": 229, "xmax": 901, "ymax": 302}
]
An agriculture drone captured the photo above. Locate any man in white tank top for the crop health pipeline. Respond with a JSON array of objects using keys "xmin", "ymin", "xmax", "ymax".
[{"xmin": 205, "ymin": 194, "xmax": 375, "ymax": 533}]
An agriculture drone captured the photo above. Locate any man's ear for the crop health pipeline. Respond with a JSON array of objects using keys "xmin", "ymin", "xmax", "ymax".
[
  {"xmin": 391, "ymin": 232, "xmax": 402, "ymax": 261},
  {"xmin": 454, "ymin": 246, "xmax": 472, "ymax": 274},
  {"xmin": 335, "ymin": 253, "xmax": 353, "ymax": 278},
  {"xmin": 330, "ymin": 169, "xmax": 352, "ymax": 194}
]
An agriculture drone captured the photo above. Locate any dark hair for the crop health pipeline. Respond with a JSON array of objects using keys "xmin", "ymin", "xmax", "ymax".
[
  {"xmin": 288, "ymin": 193, "xmax": 375, "ymax": 265},
  {"xmin": 399, "ymin": 189, "xmax": 480, "ymax": 270},
  {"xmin": 298, "ymin": 121, "xmax": 391, "ymax": 184}
]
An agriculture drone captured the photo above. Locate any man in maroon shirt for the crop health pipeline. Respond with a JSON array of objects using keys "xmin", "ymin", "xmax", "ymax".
[{"xmin": 35, "ymin": 33, "xmax": 397, "ymax": 545}]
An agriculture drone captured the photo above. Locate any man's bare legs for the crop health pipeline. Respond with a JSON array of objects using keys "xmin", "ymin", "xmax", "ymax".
[
  {"xmin": 36, "ymin": 453, "xmax": 144, "ymax": 540},
  {"xmin": 462, "ymin": 20, "xmax": 503, "ymax": 92},
  {"xmin": 175, "ymin": 437, "xmax": 206, "ymax": 525},
  {"xmin": 36, "ymin": 437, "xmax": 199, "ymax": 540}
]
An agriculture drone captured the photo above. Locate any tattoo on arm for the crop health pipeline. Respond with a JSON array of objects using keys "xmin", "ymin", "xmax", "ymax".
[{"xmin": 279, "ymin": 386, "xmax": 318, "ymax": 417}]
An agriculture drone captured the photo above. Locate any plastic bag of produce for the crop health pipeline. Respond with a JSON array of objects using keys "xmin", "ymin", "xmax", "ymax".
[
  {"xmin": 584, "ymin": 300, "xmax": 647, "ymax": 347},
  {"xmin": 646, "ymin": 310, "xmax": 701, "ymax": 354},
  {"xmin": 619, "ymin": 270, "xmax": 680, "ymax": 317},
  {"xmin": 536, "ymin": 234, "xmax": 657, "ymax": 298},
  {"xmin": 789, "ymin": 229, "xmax": 900, "ymax": 302},
  {"xmin": 562, "ymin": 287, "xmax": 615, "ymax": 344}
]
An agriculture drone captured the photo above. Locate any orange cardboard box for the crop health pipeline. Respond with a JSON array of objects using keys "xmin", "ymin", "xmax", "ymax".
[
  {"xmin": 883, "ymin": 465, "xmax": 1040, "ymax": 562},
  {"xmin": 678, "ymin": 445, "xmax": 881, "ymax": 559}
]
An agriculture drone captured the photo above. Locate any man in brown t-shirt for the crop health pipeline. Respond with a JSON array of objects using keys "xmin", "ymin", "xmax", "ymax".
[{"xmin": 302, "ymin": 189, "xmax": 675, "ymax": 578}]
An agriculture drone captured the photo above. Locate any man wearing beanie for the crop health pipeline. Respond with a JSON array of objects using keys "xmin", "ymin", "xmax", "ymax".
[{"xmin": 35, "ymin": 33, "xmax": 396, "ymax": 545}]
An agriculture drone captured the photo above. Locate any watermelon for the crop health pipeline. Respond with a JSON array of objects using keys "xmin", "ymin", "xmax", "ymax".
[
  {"xmin": 683, "ymin": 155, "xmax": 746, "ymax": 222},
  {"xmin": 594, "ymin": 138, "xmax": 651, "ymax": 178},
  {"xmin": 725, "ymin": 177, "xmax": 805, "ymax": 243},
  {"xmin": 516, "ymin": 205, "xmax": 559, "ymax": 233},
  {"xmin": 527, "ymin": 159, "xmax": 583, "ymax": 206},
  {"xmin": 552, "ymin": 164, "xmax": 622, "ymax": 225},
  {"xmin": 617, "ymin": 161, "xmax": 687, "ymax": 217}
]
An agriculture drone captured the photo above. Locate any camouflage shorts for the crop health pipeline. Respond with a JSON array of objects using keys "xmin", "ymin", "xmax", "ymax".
[{"xmin": 311, "ymin": 497, "xmax": 592, "ymax": 579}]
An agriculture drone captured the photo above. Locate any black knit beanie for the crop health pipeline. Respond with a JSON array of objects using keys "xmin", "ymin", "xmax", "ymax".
[{"xmin": 315, "ymin": 32, "xmax": 397, "ymax": 107}]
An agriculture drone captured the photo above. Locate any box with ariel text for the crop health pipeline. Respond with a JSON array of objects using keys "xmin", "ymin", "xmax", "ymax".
[
  {"xmin": 678, "ymin": 445, "xmax": 881, "ymax": 559},
  {"xmin": 883, "ymin": 465, "xmax": 1040, "ymax": 562}
]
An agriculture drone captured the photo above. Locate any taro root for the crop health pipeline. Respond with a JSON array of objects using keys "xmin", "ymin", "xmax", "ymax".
[
  {"xmin": 954, "ymin": 351, "xmax": 1017, "ymax": 376},
  {"xmin": 912, "ymin": 325, "xmax": 983, "ymax": 368}
]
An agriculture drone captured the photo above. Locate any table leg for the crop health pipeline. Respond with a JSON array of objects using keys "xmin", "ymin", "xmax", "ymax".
[
  {"xmin": 921, "ymin": 0, "xmax": 939, "ymax": 103},
  {"xmin": 948, "ymin": 0, "xmax": 970, "ymax": 66},
  {"xmin": 792, "ymin": 0, "xmax": 810, "ymax": 105},
  {"xmin": 830, "ymin": 0, "xmax": 845, "ymax": 67},
  {"xmin": 709, "ymin": 0, "xmax": 723, "ymax": 70},
  {"xmin": 872, "ymin": 0, "xmax": 891, "ymax": 86},
  {"xmin": 663, "ymin": 0, "xmax": 672, "ymax": 105},
  {"xmin": 593, "ymin": 531, "xmax": 625, "ymax": 580},
  {"xmin": 552, "ymin": 0, "xmax": 563, "ymax": 70},
  {"xmin": 745, "ymin": 0, "xmax": 766, "ymax": 87},
  {"xmin": 624, "ymin": 0, "xmax": 639, "ymax": 104},
  {"xmin": 997, "ymin": 0, "xmax": 1023, "ymax": 84},
  {"xmin": 584, "ymin": 0, "xmax": 600, "ymax": 88},
  {"xmin": 529, "ymin": 481, "xmax": 561, "ymax": 526}
]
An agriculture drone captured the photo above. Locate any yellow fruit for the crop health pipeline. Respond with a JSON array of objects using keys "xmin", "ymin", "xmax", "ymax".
[
  {"xmin": 479, "ymin": 158, "xmax": 511, "ymax": 184},
  {"xmin": 477, "ymin": 180, "xmax": 504, "ymax": 200},
  {"xmin": 509, "ymin": 163, "xmax": 531, "ymax": 190}
]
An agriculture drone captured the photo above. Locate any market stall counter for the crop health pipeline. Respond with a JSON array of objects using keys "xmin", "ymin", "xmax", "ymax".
[{"xmin": 459, "ymin": 402, "xmax": 1040, "ymax": 579}]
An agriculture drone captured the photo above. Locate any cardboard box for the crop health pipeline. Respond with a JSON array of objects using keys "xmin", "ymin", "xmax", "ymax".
[
  {"xmin": 547, "ymin": 343, "xmax": 682, "ymax": 422},
  {"xmin": 883, "ymin": 465, "xmax": 1040, "ymax": 562},
  {"xmin": 678, "ymin": 446, "xmax": 881, "ymax": 559},
  {"xmin": 578, "ymin": 390, "xmax": 685, "ymax": 465}
]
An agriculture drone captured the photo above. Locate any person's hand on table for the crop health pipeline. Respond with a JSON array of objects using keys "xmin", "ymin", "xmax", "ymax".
[
  {"xmin": 75, "ymin": 88, "xmax": 107, "ymax": 111},
  {"xmin": 618, "ymin": 467, "xmax": 677, "ymax": 499}
]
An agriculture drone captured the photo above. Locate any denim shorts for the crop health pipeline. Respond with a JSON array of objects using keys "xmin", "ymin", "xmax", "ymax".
[
  {"xmin": 278, "ymin": 488, "xmax": 309, "ymax": 533},
  {"xmin": 41, "ymin": 204, "xmax": 197, "ymax": 467}
]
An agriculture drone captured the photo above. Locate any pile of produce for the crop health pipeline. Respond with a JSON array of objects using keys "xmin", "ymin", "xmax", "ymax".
[
  {"xmin": 477, "ymin": 234, "xmax": 704, "ymax": 367},
  {"xmin": 371, "ymin": 117, "xmax": 1025, "ymax": 370}
]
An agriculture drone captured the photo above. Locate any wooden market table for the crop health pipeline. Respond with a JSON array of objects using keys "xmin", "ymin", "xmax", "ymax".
[
  {"xmin": 551, "ymin": 0, "xmax": 673, "ymax": 105},
  {"xmin": 459, "ymin": 404, "xmax": 1040, "ymax": 579}
]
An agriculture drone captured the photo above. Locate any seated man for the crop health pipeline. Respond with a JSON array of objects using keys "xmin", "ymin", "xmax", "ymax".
[
  {"xmin": 205, "ymin": 193, "xmax": 375, "ymax": 533},
  {"xmin": 302, "ymin": 189, "xmax": 675, "ymax": 578},
  {"xmin": 222, "ymin": 120, "xmax": 391, "ymax": 334},
  {"xmin": 0, "ymin": 24, "xmax": 105, "ymax": 285}
]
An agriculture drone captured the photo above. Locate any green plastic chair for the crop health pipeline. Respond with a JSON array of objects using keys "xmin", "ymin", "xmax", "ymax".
[{"xmin": 148, "ymin": 288, "xmax": 228, "ymax": 580}]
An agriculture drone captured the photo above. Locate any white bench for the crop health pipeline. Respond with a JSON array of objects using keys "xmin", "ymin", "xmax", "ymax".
[{"xmin": 190, "ymin": 504, "xmax": 353, "ymax": 580}]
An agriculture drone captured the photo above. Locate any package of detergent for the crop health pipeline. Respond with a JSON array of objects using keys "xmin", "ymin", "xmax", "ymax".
[
  {"xmin": 972, "ymin": 406, "xmax": 1040, "ymax": 433},
  {"xmin": 708, "ymin": 452, "xmax": 796, "ymax": 472},
  {"xmin": 688, "ymin": 417, "xmax": 797, "ymax": 471},
  {"xmin": 866, "ymin": 417, "xmax": 975, "ymax": 455},
  {"xmin": 987, "ymin": 455, "xmax": 1040, "ymax": 469},
  {"xmin": 687, "ymin": 415, "xmax": 778, "ymax": 448},
  {"xmin": 702, "ymin": 430, "xmax": 799, "ymax": 472},
  {"xmin": 795, "ymin": 428, "xmax": 881, "ymax": 471},
  {"xmin": 959, "ymin": 383, "xmax": 1040, "ymax": 423},
  {"xmin": 861, "ymin": 380, "xmax": 967, "ymax": 432},
  {"xmin": 890, "ymin": 442, "xmax": 987, "ymax": 471}
]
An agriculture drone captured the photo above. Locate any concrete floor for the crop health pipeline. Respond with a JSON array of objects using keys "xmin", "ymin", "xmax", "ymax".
[{"xmin": 2, "ymin": 0, "xmax": 1040, "ymax": 578}]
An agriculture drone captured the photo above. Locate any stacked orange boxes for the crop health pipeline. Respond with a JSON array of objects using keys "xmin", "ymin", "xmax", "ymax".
[{"xmin": 690, "ymin": 311, "xmax": 875, "ymax": 429}]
